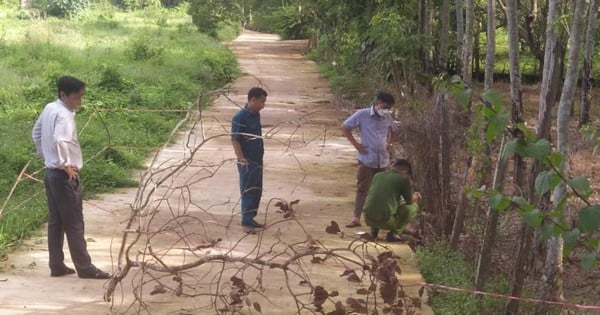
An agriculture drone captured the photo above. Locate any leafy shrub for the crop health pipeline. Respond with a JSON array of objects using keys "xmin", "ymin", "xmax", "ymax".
[
  {"xmin": 187, "ymin": 0, "xmax": 242, "ymax": 37},
  {"xmin": 97, "ymin": 64, "xmax": 133, "ymax": 91},
  {"xmin": 250, "ymin": 5, "xmax": 312, "ymax": 40},
  {"xmin": 126, "ymin": 34, "xmax": 165, "ymax": 61},
  {"xmin": 47, "ymin": 0, "xmax": 89, "ymax": 18},
  {"xmin": 112, "ymin": 0, "xmax": 160, "ymax": 11}
]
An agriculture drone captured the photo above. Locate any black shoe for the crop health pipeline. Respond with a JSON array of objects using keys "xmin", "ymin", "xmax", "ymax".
[
  {"xmin": 50, "ymin": 265, "xmax": 76, "ymax": 277},
  {"xmin": 78, "ymin": 266, "xmax": 110, "ymax": 279},
  {"xmin": 385, "ymin": 232, "xmax": 406, "ymax": 242},
  {"xmin": 370, "ymin": 228, "xmax": 379, "ymax": 240}
]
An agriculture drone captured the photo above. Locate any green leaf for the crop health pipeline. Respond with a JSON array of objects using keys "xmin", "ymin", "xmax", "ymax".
[
  {"xmin": 455, "ymin": 88, "xmax": 472, "ymax": 109},
  {"xmin": 534, "ymin": 171, "xmax": 561, "ymax": 196},
  {"xmin": 482, "ymin": 90, "xmax": 501, "ymax": 108},
  {"xmin": 567, "ymin": 176, "xmax": 592, "ymax": 198},
  {"xmin": 511, "ymin": 196, "xmax": 529, "ymax": 207},
  {"xmin": 489, "ymin": 192, "xmax": 510, "ymax": 211},
  {"xmin": 581, "ymin": 252, "xmax": 598, "ymax": 269},
  {"xmin": 525, "ymin": 139, "xmax": 551, "ymax": 161},
  {"xmin": 485, "ymin": 112, "xmax": 509, "ymax": 143},
  {"xmin": 514, "ymin": 122, "xmax": 534, "ymax": 139},
  {"xmin": 501, "ymin": 138, "xmax": 518, "ymax": 162},
  {"xmin": 562, "ymin": 229, "xmax": 580, "ymax": 256},
  {"xmin": 546, "ymin": 152, "xmax": 563, "ymax": 167},
  {"xmin": 540, "ymin": 222, "xmax": 555, "ymax": 241},
  {"xmin": 523, "ymin": 209, "xmax": 542, "ymax": 228},
  {"xmin": 579, "ymin": 205, "xmax": 600, "ymax": 233}
]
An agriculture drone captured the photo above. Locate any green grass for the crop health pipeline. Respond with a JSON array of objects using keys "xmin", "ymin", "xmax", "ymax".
[
  {"xmin": 415, "ymin": 241, "xmax": 509, "ymax": 314},
  {"xmin": 0, "ymin": 3, "xmax": 240, "ymax": 255}
]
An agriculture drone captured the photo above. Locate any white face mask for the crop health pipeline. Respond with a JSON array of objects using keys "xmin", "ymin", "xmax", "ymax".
[{"xmin": 377, "ymin": 109, "xmax": 391, "ymax": 116}]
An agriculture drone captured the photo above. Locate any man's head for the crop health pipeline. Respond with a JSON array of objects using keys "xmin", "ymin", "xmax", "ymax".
[
  {"xmin": 392, "ymin": 159, "xmax": 412, "ymax": 176},
  {"xmin": 247, "ymin": 87, "xmax": 268, "ymax": 113},
  {"xmin": 375, "ymin": 91, "xmax": 395, "ymax": 109},
  {"xmin": 57, "ymin": 76, "xmax": 86, "ymax": 110}
]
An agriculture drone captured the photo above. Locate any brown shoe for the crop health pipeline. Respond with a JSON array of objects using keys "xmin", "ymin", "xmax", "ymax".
[{"xmin": 345, "ymin": 220, "xmax": 361, "ymax": 228}]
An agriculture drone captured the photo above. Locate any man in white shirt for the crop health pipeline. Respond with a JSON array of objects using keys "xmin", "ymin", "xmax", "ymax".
[{"xmin": 32, "ymin": 76, "xmax": 110, "ymax": 279}]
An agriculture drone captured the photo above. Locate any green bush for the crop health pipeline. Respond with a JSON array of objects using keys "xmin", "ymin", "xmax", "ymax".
[
  {"xmin": 97, "ymin": 64, "xmax": 133, "ymax": 91},
  {"xmin": 47, "ymin": 0, "xmax": 90, "ymax": 17},
  {"xmin": 250, "ymin": 5, "xmax": 312, "ymax": 40},
  {"xmin": 187, "ymin": 0, "xmax": 242, "ymax": 37},
  {"xmin": 416, "ymin": 241, "xmax": 508, "ymax": 314},
  {"xmin": 126, "ymin": 33, "xmax": 165, "ymax": 61},
  {"xmin": 112, "ymin": 0, "xmax": 160, "ymax": 11}
]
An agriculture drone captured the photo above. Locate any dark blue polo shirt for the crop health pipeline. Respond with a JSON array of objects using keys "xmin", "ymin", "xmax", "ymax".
[{"xmin": 231, "ymin": 105, "xmax": 264, "ymax": 162}]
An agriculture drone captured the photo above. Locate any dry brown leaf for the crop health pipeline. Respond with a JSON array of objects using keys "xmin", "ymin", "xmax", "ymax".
[
  {"xmin": 149, "ymin": 284, "xmax": 166, "ymax": 295},
  {"xmin": 325, "ymin": 221, "xmax": 341, "ymax": 234},
  {"xmin": 356, "ymin": 288, "xmax": 369, "ymax": 295},
  {"xmin": 253, "ymin": 302, "xmax": 262, "ymax": 313}
]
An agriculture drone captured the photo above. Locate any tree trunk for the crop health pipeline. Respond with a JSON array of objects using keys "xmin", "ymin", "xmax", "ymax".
[
  {"xmin": 475, "ymin": 136, "xmax": 508, "ymax": 292},
  {"xmin": 506, "ymin": 0, "xmax": 526, "ymax": 191},
  {"xmin": 537, "ymin": 0, "xmax": 586, "ymax": 312},
  {"xmin": 524, "ymin": 0, "xmax": 544, "ymax": 76},
  {"xmin": 438, "ymin": 0, "xmax": 451, "ymax": 73},
  {"xmin": 506, "ymin": 1, "xmax": 562, "ymax": 314},
  {"xmin": 450, "ymin": 157, "xmax": 473, "ymax": 250},
  {"xmin": 456, "ymin": 0, "xmax": 464, "ymax": 76},
  {"xmin": 484, "ymin": 0, "xmax": 496, "ymax": 90},
  {"xmin": 462, "ymin": 0, "xmax": 474, "ymax": 83},
  {"xmin": 578, "ymin": 0, "xmax": 599, "ymax": 127},
  {"xmin": 424, "ymin": 0, "xmax": 434, "ymax": 74},
  {"xmin": 438, "ymin": 92, "xmax": 451, "ymax": 230}
]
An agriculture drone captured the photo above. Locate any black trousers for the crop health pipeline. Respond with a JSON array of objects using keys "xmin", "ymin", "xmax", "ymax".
[{"xmin": 43, "ymin": 169, "xmax": 92, "ymax": 273}]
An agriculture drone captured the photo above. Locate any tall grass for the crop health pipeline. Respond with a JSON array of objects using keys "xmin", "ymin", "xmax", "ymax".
[{"xmin": 0, "ymin": 3, "xmax": 240, "ymax": 255}]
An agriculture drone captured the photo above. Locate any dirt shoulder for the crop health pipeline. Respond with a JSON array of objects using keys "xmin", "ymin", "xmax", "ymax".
[{"xmin": 0, "ymin": 30, "xmax": 431, "ymax": 315}]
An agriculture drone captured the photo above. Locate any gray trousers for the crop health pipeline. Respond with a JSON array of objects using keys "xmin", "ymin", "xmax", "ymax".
[
  {"xmin": 43, "ymin": 169, "xmax": 92, "ymax": 273},
  {"xmin": 353, "ymin": 162, "xmax": 386, "ymax": 218}
]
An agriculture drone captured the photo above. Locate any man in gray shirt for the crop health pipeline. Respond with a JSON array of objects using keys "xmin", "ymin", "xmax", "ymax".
[
  {"xmin": 32, "ymin": 76, "xmax": 110, "ymax": 279},
  {"xmin": 341, "ymin": 92, "xmax": 396, "ymax": 228}
]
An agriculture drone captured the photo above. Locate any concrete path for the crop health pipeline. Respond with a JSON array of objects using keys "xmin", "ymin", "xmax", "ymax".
[{"xmin": 0, "ymin": 30, "xmax": 432, "ymax": 315}]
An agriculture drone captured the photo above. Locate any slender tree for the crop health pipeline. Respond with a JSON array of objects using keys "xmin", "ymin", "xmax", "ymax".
[
  {"xmin": 537, "ymin": 0, "xmax": 586, "ymax": 312},
  {"xmin": 506, "ymin": 1, "xmax": 562, "ymax": 314},
  {"xmin": 484, "ymin": 0, "xmax": 495, "ymax": 90},
  {"xmin": 438, "ymin": 0, "xmax": 451, "ymax": 73},
  {"xmin": 462, "ymin": 0, "xmax": 474, "ymax": 83},
  {"xmin": 579, "ymin": 0, "xmax": 599, "ymax": 127},
  {"xmin": 507, "ymin": 0, "xmax": 525, "ymax": 190},
  {"xmin": 456, "ymin": 0, "xmax": 464, "ymax": 75},
  {"xmin": 475, "ymin": 136, "xmax": 509, "ymax": 292}
]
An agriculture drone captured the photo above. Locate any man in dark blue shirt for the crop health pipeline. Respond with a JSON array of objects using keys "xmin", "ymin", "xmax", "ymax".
[{"xmin": 231, "ymin": 87, "xmax": 268, "ymax": 234}]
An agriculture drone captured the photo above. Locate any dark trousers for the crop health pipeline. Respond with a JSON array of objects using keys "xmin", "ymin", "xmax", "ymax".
[
  {"xmin": 237, "ymin": 160, "xmax": 263, "ymax": 226},
  {"xmin": 354, "ymin": 162, "xmax": 386, "ymax": 218},
  {"xmin": 44, "ymin": 169, "xmax": 92, "ymax": 273}
]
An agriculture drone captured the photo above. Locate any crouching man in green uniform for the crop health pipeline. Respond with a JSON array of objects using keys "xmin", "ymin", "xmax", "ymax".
[{"xmin": 363, "ymin": 159, "xmax": 421, "ymax": 242}]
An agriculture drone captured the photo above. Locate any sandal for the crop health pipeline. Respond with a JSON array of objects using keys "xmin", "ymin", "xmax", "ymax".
[{"xmin": 345, "ymin": 220, "xmax": 361, "ymax": 228}]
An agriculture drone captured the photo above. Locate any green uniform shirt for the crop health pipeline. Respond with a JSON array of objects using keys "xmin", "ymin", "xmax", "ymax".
[{"xmin": 363, "ymin": 170, "xmax": 412, "ymax": 224}]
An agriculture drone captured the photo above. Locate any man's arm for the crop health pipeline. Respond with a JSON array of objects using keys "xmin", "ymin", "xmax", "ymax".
[
  {"xmin": 32, "ymin": 116, "xmax": 43, "ymax": 158},
  {"xmin": 342, "ymin": 125, "xmax": 367, "ymax": 154},
  {"xmin": 231, "ymin": 139, "xmax": 247, "ymax": 165}
]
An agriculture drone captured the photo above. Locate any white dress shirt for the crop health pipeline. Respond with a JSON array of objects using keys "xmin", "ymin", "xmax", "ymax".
[{"xmin": 32, "ymin": 99, "xmax": 83, "ymax": 170}]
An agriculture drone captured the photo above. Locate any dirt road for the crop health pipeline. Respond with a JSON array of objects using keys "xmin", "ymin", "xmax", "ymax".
[{"xmin": 0, "ymin": 30, "xmax": 431, "ymax": 315}]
